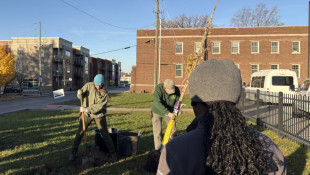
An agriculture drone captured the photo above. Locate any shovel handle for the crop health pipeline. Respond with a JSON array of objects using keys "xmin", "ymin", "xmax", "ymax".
[{"xmin": 80, "ymin": 98, "xmax": 87, "ymax": 144}]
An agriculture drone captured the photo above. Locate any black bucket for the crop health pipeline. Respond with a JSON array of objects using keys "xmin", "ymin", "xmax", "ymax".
[
  {"xmin": 94, "ymin": 128, "xmax": 119, "ymax": 153},
  {"xmin": 118, "ymin": 131, "xmax": 140, "ymax": 157}
]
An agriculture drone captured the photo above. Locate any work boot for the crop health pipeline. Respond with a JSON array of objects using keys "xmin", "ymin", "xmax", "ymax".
[
  {"xmin": 108, "ymin": 152, "xmax": 118, "ymax": 163},
  {"xmin": 69, "ymin": 151, "xmax": 77, "ymax": 161}
]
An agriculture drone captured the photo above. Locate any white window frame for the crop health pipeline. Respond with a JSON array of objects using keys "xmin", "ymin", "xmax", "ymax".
[
  {"xmin": 251, "ymin": 41, "xmax": 259, "ymax": 54},
  {"xmin": 175, "ymin": 64, "xmax": 183, "ymax": 78},
  {"xmin": 270, "ymin": 64, "xmax": 279, "ymax": 69},
  {"xmin": 292, "ymin": 64, "xmax": 300, "ymax": 78},
  {"xmin": 292, "ymin": 41, "xmax": 300, "ymax": 54},
  {"xmin": 231, "ymin": 41, "xmax": 239, "ymax": 54},
  {"xmin": 175, "ymin": 42, "xmax": 183, "ymax": 54},
  {"xmin": 271, "ymin": 41, "xmax": 279, "ymax": 54},
  {"xmin": 235, "ymin": 64, "xmax": 240, "ymax": 69},
  {"xmin": 212, "ymin": 42, "xmax": 220, "ymax": 54},
  {"xmin": 194, "ymin": 42, "xmax": 201, "ymax": 53},
  {"xmin": 251, "ymin": 64, "xmax": 259, "ymax": 74}
]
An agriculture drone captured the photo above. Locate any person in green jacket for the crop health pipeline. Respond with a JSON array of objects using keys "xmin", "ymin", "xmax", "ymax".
[
  {"xmin": 69, "ymin": 74, "xmax": 117, "ymax": 162},
  {"xmin": 151, "ymin": 79, "xmax": 180, "ymax": 151}
]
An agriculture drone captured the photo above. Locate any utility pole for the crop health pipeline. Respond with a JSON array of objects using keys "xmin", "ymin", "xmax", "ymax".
[
  {"xmin": 154, "ymin": 0, "xmax": 159, "ymax": 88},
  {"xmin": 38, "ymin": 21, "xmax": 42, "ymax": 95},
  {"xmin": 158, "ymin": 19, "xmax": 162, "ymax": 84},
  {"xmin": 307, "ymin": 1, "xmax": 310, "ymax": 78}
]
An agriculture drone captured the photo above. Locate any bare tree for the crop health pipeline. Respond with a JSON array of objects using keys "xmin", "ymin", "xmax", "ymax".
[
  {"xmin": 162, "ymin": 14, "xmax": 211, "ymax": 28},
  {"xmin": 14, "ymin": 51, "xmax": 30, "ymax": 93},
  {"xmin": 230, "ymin": 3, "xmax": 284, "ymax": 27}
]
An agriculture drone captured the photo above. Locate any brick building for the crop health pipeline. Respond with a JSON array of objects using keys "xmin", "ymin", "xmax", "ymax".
[
  {"xmin": 89, "ymin": 57, "xmax": 121, "ymax": 87},
  {"xmin": 131, "ymin": 26, "xmax": 308, "ymax": 93}
]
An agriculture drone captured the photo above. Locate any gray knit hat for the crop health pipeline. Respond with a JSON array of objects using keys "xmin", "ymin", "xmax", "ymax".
[{"xmin": 189, "ymin": 59, "xmax": 242, "ymax": 104}]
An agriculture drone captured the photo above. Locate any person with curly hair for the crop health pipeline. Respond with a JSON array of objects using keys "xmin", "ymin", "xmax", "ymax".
[{"xmin": 157, "ymin": 59, "xmax": 286, "ymax": 175}]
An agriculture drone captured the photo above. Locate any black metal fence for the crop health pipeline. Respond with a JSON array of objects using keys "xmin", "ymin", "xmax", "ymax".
[{"xmin": 238, "ymin": 89, "xmax": 310, "ymax": 147}]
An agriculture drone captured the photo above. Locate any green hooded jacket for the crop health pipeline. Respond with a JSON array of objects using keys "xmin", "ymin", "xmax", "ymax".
[
  {"xmin": 151, "ymin": 83, "xmax": 180, "ymax": 116},
  {"xmin": 77, "ymin": 82, "xmax": 108, "ymax": 119}
]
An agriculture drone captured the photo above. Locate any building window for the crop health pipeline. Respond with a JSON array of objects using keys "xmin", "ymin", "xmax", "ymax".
[
  {"xmin": 41, "ymin": 63, "xmax": 44, "ymax": 71},
  {"xmin": 175, "ymin": 64, "xmax": 183, "ymax": 77},
  {"xmin": 194, "ymin": 42, "xmax": 201, "ymax": 53},
  {"xmin": 65, "ymin": 51, "xmax": 71, "ymax": 73},
  {"xmin": 65, "ymin": 51, "xmax": 70, "ymax": 57},
  {"xmin": 271, "ymin": 41, "xmax": 279, "ymax": 53},
  {"xmin": 176, "ymin": 42, "xmax": 183, "ymax": 54},
  {"xmin": 235, "ymin": 64, "xmax": 239, "ymax": 69},
  {"xmin": 292, "ymin": 41, "xmax": 300, "ymax": 53},
  {"xmin": 85, "ymin": 56, "xmax": 89, "ymax": 74},
  {"xmin": 271, "ymin": 64, "xmax": 279, "ymax": 69},
  {"xmin": 41, "ymin": 49, "xmax": 45, "ymax": 58},
  {"xmin": 292, "ymin": 64, "xmax": 300, "ymax": 78},
  {"xmin": 231, "ymin": 42, "xmax": 239, "ymax": 54},
  {"xmin": 251, "ymin": 41, "xmax": 259, "ymax": 53},
  {"xmin": 212, "ymin": 42, "xmax": 220, "ymax": 54},
  {"xmin": 18, "ymin": 48, "xmax": 23, "ymax": 55},
  {"xmin": 251, "ymin": 64, "xmax": 259, "ymax": 74},
  {"xmin": 22, "ymin": 78, "xmax": 38, "ymax": 90}
]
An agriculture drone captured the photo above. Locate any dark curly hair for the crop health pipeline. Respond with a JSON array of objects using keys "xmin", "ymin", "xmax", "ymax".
[{"xmin": 198, "ymin": 101, "xmax": 269, "ymax": 175}]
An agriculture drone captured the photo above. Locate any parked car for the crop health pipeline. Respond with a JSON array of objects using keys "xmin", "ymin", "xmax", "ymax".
[
  {"xmin": 245, "ymin": 69, "xmax": 298, "ymax": 104},
  {"xmin": 4, "ymin": 84, "xmax": 22, "ymax": 93},
  {"xmin": 119, "ymin": 83, "xmax": 126, "ymax": 87},
  {"xmin": 292, "ymin": 79, "xmax": 310, "ymax": 118}
]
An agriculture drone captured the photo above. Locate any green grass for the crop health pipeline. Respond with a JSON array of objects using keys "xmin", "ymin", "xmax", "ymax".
[
  {"xmin": 54, "ymin": 93, "xmax": 193, "ymax": 109},
  {"xmin": 2, "ymin": 92, "xmax": 310, "ymax": 174},
  {"xmin": 0, "ymin": 110, "xmax": 195, "ymax": 175}
]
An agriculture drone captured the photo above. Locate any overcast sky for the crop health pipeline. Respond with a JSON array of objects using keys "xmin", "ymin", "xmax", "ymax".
[{"xmin": 0, "ymin": 0, "xmax": 308, "ymax": 73}]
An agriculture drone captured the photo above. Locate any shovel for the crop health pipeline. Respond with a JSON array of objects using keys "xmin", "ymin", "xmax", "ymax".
[
  {"xmin": 80, "ymin": 98, "xmax": 87, "ymax": 146},
  {"xmin": 80, "ymin": 98, "xmax": 95, "ymax": 169}
]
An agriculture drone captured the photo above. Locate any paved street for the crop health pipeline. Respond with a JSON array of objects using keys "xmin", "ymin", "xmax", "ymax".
[{"xmin": 0, "ymin": 87, "xmax": 131, "ymax": 116}]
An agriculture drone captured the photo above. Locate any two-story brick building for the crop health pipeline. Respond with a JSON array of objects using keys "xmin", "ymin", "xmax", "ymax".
[{"xmin": 131, "ymin": 26, "xmax": 308, "ymax": 93}]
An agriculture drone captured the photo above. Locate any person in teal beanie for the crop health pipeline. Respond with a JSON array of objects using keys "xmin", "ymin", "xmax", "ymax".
[{"xmin": 69, "ymin": 74, "xmax": 117, "ymax": 162}]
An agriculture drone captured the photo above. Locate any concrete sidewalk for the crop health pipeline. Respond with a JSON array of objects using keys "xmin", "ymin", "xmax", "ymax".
[{"xmin": 44, "ymin": 105, "xmax": 193, "ymax": 112}]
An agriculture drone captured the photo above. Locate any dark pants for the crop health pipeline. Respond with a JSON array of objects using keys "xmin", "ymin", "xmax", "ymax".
[{"xmin": 71, "ymin": 114, "xmax": 115, "ymax": 153}]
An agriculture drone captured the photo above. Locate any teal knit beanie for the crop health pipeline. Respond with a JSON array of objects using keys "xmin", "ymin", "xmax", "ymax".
[{"xmin": 94, "ymin": 74, "xmax": 104, "ymax": 86}]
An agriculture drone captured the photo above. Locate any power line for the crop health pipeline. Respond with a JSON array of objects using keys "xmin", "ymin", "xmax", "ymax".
[
  {"xmin": 91, "ymin": 39, "xmax": 154, "ymax": 56},
  {"xmin": 60, "ymin": 0, "xmax": 154, "ymax": 30}
]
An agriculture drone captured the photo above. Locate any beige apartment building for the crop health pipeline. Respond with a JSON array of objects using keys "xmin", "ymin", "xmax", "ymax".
[{"xmin": 9, "ymin": 37, "xmax": 89, "ymax": 92}]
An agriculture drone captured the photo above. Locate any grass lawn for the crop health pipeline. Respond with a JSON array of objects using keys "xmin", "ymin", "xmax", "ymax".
[
  {"xmin": 0, "ymin": 110, "xmax": 195, "ymax": 175},
  {"xmin": 1, "ymin": 92, "xmax": 310, "ymax": 174},
  {"xmin": 54, "ymin": 93, "xmax": 193, "ymax": 109}
]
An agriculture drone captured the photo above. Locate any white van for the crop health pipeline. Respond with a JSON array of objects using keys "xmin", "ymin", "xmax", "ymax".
[{"xmin": 245, "ymin": 69, "xmax": 298, "ymax": 103}]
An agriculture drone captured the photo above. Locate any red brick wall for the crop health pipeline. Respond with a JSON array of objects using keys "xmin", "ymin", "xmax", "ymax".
[
  {"xmin": 0, "ymin": 40, "xmax": 12, "ymax": 52},
  {"xmin": 132, "ymin": 26, "xmax": 309, "ymax": 93}
]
